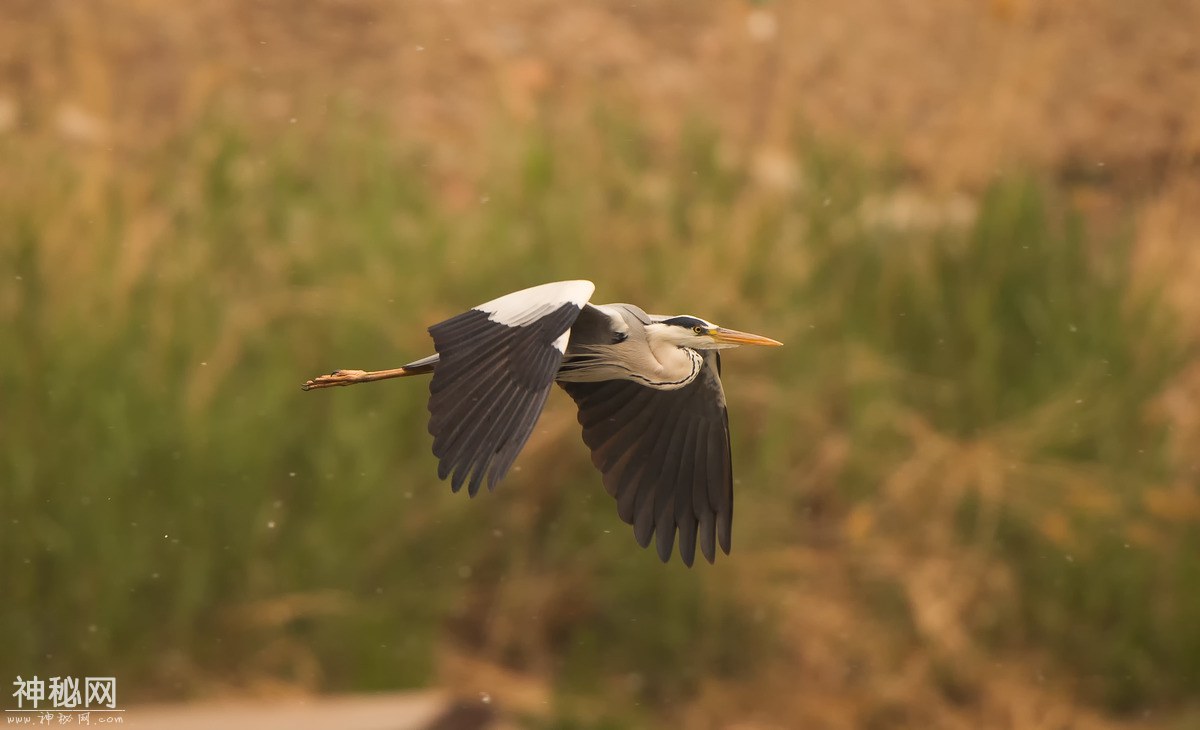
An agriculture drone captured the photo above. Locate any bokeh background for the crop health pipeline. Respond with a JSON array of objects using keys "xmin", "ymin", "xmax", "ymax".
[{"xmin": 3, "ymin": 1, "xmax": 1200, "ymax": 728}]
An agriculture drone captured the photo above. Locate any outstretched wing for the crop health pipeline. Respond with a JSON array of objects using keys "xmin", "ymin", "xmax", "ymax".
[
  {"xmin": 560, "ymin": 352, "xmax": 733, "ymax": 566},
  {"xmin": 427, "ymin": 280, "xmax": 595, "ymax": 496}
]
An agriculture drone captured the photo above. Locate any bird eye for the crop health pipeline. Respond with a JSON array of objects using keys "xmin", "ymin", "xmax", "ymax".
[{"xmin": 693, "ymin": 325, "xmax": 706, "ymax": 335}]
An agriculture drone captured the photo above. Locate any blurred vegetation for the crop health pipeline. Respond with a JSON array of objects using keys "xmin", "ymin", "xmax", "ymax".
[{"xmin": 1, "ymin": 108, "xmax": 1198, "ymax": 725}]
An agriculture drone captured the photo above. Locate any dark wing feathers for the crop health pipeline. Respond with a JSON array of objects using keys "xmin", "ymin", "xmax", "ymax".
[
  {"xmin": 427, "ymin": 305, "xmax": 581, "ymax": 494},
  {"xmin": 561, "ymin": 352, "xmax": 733, "ymax": 566},
  {"xmin": 421, "ymin": 282, "xmax": 736, "ymax": 567},
  {"xmin": 673, "ymin": 419, "xmax": 700, "ymax": 567}
]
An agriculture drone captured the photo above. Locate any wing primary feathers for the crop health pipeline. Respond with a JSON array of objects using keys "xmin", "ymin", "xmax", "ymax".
[
  {"xmin": 431, "ymin": 312, "xmax": 495, "ymax": 343},
  {"xmin": 674, "ymin": 420, "xmax": 701, "ymax": 567},
  {"xmin": 633, "ymin": 475, "xmax": 656, "ymax": 549},
  {"xmin": 432, "ymin": 373, "xmax": 516, "ymax": 481},
  {"xmin": 577, "ymin": 382, "xmax": 643, "ymax": 428},
  {"xmin": 487, "ymin": 386, "xmax": 551, "ymax": 490},
  {"xmin": 461, "ymin": 385, "xmax": 527, "ymax": 496},
  {"xmin": 593, "ymin": 392, "xmax": 661, "ymax": 473},
  {"xmin": 429, "ymin": 335, "xmax": 514, "ymax": 392},
  {"xmin": 437, "ymin": 351, "xmax": 523, "ymax": 450},
  {"xmin": 698, "ymin": 509, "xmax": 717, "ymax": 564},
  {"xmin": 708, "ymin": 421, "xmax": 733, "ymax": 555},
  {"xmin": 612, "ymin": 452, "xmax": 643, "ymax": 524},
  {"xmin": 432, "ymin": 357, "xmax": 514, "ymax": 451},
  {"xmin": 561, "ymin": 352, "xmax": 735, "ymax": 566},
  {"xmin": 650, "ymin": 400, "xmax": 690, "ymax": 563},
  {"xmin": 690, "ymin": 421, "xmax": 712, "ymax": 523},
  {"xmin": 427, "ymin": 301, "xmax": 582, "ymax": 495}
]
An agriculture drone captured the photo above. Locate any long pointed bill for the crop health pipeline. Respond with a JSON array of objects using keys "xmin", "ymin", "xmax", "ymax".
[{"xmin": 710, "ymin": 327, "xmax": 783, "ymax": 347}]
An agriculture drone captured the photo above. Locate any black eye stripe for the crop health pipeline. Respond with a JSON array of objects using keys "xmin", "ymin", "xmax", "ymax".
[{"xmin": 661, "ymin": 315, "xmax": 709, "ymax": 330}]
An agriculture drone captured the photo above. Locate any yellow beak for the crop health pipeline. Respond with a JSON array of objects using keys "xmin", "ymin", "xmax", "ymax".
[{"xmin": 709, "ymin": 327, "xmax": 783, "ymax": 347}]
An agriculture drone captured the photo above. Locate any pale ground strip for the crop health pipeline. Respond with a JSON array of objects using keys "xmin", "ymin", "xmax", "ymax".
[{"xmin": 125, "ymin": 691, "xmax": 454, "ymax": 730}]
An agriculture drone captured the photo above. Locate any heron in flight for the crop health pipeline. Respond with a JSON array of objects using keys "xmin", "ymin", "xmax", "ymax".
[{"xmin": 302, "ymin": 280, "xmax": 781, "ymax": 566}]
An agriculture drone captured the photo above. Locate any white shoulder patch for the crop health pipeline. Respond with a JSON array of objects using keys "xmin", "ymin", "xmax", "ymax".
[
  {"xmin": 474, "ymin": 280, "xmax": 595, "ymax": 327},
  {"xmin": 588, "ymin": 304, "xmax": 632, "ymax": 335}
]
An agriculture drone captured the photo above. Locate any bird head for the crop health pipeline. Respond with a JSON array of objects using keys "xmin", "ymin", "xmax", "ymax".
[{"xmin": 650, "ymin": 315, "xmax": 783, "ymax": 351}]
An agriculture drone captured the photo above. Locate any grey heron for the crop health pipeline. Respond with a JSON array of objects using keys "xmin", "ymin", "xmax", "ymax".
[{"xmin": 302, "ymin": 280, "xmax": 781, "ymax": 566}]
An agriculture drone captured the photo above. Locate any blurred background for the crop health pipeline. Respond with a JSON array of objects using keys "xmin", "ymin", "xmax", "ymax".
[{"xmin": 3, "ymin": 1, "xmax": 1200, "ymax": 728}]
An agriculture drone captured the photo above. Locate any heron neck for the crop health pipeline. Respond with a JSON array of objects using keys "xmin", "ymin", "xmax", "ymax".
[{"xmin": 641, "ymin": 342, "xmax": 703, "ymax": 390}]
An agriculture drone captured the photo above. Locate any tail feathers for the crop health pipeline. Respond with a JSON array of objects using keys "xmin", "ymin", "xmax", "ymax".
[{"xmin": 400, "ymin": 353, "xmax": 439, "ymax": 376}]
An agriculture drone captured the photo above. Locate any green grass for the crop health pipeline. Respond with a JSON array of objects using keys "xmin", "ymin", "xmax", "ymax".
[{"xmin": 1, "ymin": 110, "xmax": 1197, "ymax": 719}]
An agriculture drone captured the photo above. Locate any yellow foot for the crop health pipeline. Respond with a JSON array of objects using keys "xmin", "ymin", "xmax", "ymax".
[{"xmin": 301, "ymin": 369, "xmax": 368, "ymax": 391}]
